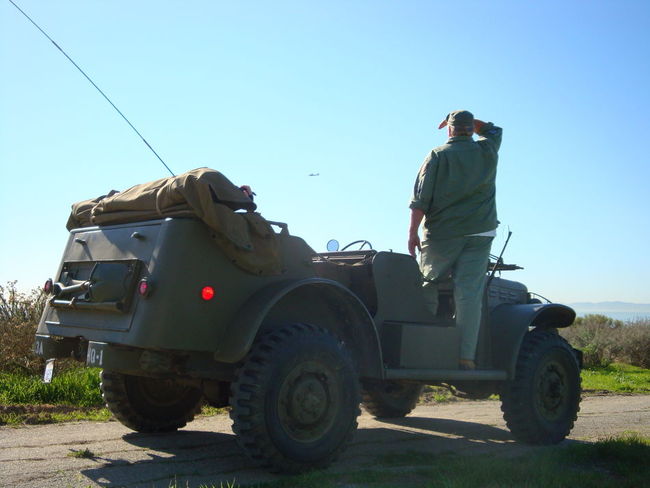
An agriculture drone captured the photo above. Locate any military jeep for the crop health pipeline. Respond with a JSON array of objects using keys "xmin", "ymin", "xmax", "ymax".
[{"xmin": 34, "ymin": 170, "xmax": 581, "ymax": 473}]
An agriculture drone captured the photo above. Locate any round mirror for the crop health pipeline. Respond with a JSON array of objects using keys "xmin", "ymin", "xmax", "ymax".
[{"xmin": 326, "ymin": 239, "xmax": 340, "ymax": 252}]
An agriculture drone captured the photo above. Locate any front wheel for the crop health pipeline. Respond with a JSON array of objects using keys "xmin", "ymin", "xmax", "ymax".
[
  {"xmin": 500, "ymin": 330, "xmax": 581, "ymax": 444},
  {"xmin": 100, "ymin": 371, "xmax": 203, "ymax": 433},
  {"xmin": 230, "ymin": 324, "xmax": 361, "ymax": 473}
]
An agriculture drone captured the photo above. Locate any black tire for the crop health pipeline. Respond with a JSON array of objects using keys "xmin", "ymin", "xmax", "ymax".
[
  {"xmin": 500, "ymin": 329, "xmax": 581, "ymax": 444},
  {"xmin": 361, "ymin": 380, "xmax": 423, "ymax": 418},
  {"xmin": 100, "ymin": 370, "xmax": 203, "ymax": 433},
  {"xmin": 230, "ymin": 324, "xmax": 360, "ymax": 473}
]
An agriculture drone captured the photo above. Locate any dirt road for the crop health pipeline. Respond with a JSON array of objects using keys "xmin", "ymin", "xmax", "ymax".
[{"xmin": 1, "ymin": 394, "xmax": 648, "ymax": 488}]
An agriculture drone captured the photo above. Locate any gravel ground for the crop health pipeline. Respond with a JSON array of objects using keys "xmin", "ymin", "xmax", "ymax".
[{"xmin": 0, "ymin": 394, "xmax": 648, "ymax": 488}]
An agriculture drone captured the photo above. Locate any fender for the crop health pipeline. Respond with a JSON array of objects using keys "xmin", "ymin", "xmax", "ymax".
[
  {"xmin": 489, "ymin": 303, "xmax": 576, "ymax": 376},
  {"xmin": 214, "ymin": 278, "xmax": 384, "ymax": 377}
]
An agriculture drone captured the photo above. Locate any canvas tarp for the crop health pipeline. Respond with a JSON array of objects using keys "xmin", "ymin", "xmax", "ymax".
[{"xmin": 66, "ymin": 168, "xmax": 282, "ymax": 276}]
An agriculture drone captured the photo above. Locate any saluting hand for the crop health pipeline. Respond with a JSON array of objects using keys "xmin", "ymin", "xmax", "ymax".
[{"xmin": 240, "ymin": 185, "xmax": 255, "ymax": 199}]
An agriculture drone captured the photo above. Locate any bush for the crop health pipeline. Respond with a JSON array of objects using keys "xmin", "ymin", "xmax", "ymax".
[
  {"xmin": 0, "ymin": 282, "xmax": 46, "ymax": 375},
  {"xmin": 560, "ymin": 314, "xmax": 650, "ymax": 368}
]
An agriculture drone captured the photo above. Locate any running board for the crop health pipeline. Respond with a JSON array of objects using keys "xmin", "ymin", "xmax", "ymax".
[{"xmin": 385, "ymin": 368, "xmax": 508, "ymax": 381}]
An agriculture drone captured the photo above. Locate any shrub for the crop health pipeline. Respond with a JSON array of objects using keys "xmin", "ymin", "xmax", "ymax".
[
  {"xmin": 0, "ymin": 282, "xmax": 46, "ymax": 375},
  {"xmin": 560, "ymin": 314, "xmax": 650, "ymax": 368},
  {"xmin": 617, "ymin": 319, "xmax": 650, "ymax": 368}
]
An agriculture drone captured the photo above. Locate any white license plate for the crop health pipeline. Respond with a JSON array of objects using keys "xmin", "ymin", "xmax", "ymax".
[
  {"xmin": 86, "ymin": 342, "xmax": 106, "ymax": 367},
  {"xmin": 43, "ymin": 359, "xmax": 56, "ymax": 383}
]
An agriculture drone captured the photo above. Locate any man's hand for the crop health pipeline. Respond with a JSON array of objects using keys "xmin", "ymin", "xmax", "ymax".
[
  {"xmin": 240, "ymin": 185, "xmax": 255, "ymax": 199},
  {"xmin": 408, "ymin": 208, "xmax": 425, "ymax": 257},
  {"xmin": 473, "ymin": 119, "xmax": 486, "ymax": 133},
  {"xmin": 438, "ymin": 118, "xmax": 448, "ymax": 130},
  {"xmin": 408, "ymin": 232, "xmax": 421, "ymax": 257}
]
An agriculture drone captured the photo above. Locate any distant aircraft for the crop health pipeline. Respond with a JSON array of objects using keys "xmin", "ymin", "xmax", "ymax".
[{"xmin": 309, "ymin": 173, "xmax": 320, "ymax": 177}]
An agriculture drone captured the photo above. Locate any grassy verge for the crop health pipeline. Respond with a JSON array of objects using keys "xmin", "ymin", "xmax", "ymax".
[
  {"xmin": 0, "ymin": 367, "xmax": 103, "ymax": 406},
  {"xmin": 0, "ymin": 367, "xmax": 106, "ymax": 426},
  {"xmin": 163, "ymin": 433, "xmax": 649, "ymax": 488},
  {"xmin": 0, "ymin": 367, "xmax": 230, "ymax": 425},
  {"xmin": 581, "ymin": 362, "xmax": 650, "ymax": 393},
  {"xmin": 1, "ymin": 405, "xmax": 112, "ymax": 426},
  {"xmin": 1, "ymin": 363, "xmax": 647, "ymax": 425}
]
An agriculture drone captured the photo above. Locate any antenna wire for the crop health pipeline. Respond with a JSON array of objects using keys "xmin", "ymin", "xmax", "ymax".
[{"xmin": 7, "ymin": 0, "xmax": 175, "ymax": 176}]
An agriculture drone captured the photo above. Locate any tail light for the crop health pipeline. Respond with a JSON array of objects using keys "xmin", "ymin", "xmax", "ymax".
[
  {"xmin": 138, "ymin": 279, "xmax": 152, "ymax": 297},
  {"xmin": 43, "ymin": 279, "xmax": 53, "ymax": 294},
  {"xmin": 201, "ymin": 286, "xmax": 215, "ymax": 301}
]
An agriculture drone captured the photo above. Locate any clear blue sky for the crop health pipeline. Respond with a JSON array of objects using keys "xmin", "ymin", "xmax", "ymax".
[{"xmin": 1, "ymin": 0, "xmax": 649, "ymax": 303}]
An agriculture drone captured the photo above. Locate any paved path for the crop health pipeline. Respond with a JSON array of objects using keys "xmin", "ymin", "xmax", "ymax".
[{"xmin": 1, "ymin": 395, "xmax": 648, "ymax": 488}]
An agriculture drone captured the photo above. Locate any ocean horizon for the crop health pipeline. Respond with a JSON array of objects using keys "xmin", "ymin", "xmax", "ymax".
[{"xmin": 572, "ymin": 309, "xmax": 650, "ymax": 322}]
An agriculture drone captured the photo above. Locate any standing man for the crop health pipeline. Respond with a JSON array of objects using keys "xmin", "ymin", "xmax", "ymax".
[{"xmin": 408, "ymin": 110, "xmax": 502, "ymax": 370}]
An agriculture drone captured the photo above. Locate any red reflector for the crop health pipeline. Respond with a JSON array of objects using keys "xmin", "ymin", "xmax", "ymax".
[
  {"xmin": 138, "ymin": 279, "xmax": 151, "ymax": 297},
  {"xmin": 201, "ymin": 286, "xmax": 215, "ymax": 301}
]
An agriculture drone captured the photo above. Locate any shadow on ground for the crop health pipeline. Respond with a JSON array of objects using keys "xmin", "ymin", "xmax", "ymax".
[
  {"xmin": 380, "ymin": 415, "xmax": 513, "ymax": 441},
  {"xmin": 80, "ymin": 430, "xmax": 272, "ymax": 488},
  {"xmin": 79, "ymin": 417, "xmax": 523, "ymax": 487}
]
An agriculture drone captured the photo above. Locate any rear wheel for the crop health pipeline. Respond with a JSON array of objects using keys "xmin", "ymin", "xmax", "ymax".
[
  {"xmin": 230, "ymin": 324, "xmax": 360, "ymax": 473},
  {"xmin": 100, "ymin": 371, "xmax": 203, "ymax": 433},
  {"xmin": 362, "ymin": 380, "xmax": 423, "ymax": 418},
  {"xmin": 501, "ymin": 330, "xmax": 581, "ymax": 444}
]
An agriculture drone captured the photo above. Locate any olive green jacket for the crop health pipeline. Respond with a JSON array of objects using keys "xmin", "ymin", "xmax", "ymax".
[{"xmin": 410, "ymin": 123, "xmax": 502, "ymax": 239}]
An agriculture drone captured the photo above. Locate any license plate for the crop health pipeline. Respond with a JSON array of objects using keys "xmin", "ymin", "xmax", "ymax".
[
  {"xmin": 43, "ymin": 359, "xmax": 56, "ymax": 383},
  {"xmin": 86, "ymin": 342, "xmax": 107, "ymax": 367},
  {"xmin": 34, "ymin": 336, "xmax": 46, "ymax": 357}
]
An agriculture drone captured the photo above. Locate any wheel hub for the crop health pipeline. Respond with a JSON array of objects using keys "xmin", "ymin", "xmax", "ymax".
[
  {"xmin": 536, "ymin": 361, "xmax": 567, "ymax": 419},
  {"xmin": 289, "ymin": 376, "xmax": 328, "ymax": 424},
  {"xmin": 278, "ymin": 361, "xmax": 338, "ymax": 442}
]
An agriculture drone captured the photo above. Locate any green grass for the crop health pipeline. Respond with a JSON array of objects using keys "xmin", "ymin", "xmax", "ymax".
[
  {"xmin": 161, "ymin": 433, "xmax": 650, "ymax": 488},
  {"xmin": 419, "ymin": 385, "xmax": 455, "ymax": 403},
  {"xmin": 0, "ymin": 405, "xmax": 111, "ymax": 426},
  {"xmin": 0, "ymin": 367, "xmax": 104, "ymax": 406},
  {"xmin": 367, "ymin": 433, "xmax": 650, "ymax": 488},
  {"xmin": 67, "ymin": 448, "xmax": 95, "ymax": 459},
  {"xmin": 581, "ymin": 363, "xmax": 650, "ymax": 393},
  {"xmin": 0, "ymin": 367, "xmax": 106, "ymax": 425},
  {"xmin": 0, "ymin": 366, "xmax": 229, "ymax": 425}
]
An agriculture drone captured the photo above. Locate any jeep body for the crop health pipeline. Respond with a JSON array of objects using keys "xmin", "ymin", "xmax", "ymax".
[{"xmin": 34, "ymin": 215, "xmax": 581, "ymax": 472}]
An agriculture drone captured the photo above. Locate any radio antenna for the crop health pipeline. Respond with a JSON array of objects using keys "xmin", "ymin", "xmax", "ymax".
[{"xmin": 7, "ymin": 0, "xmax": 175, "ymax": 177}]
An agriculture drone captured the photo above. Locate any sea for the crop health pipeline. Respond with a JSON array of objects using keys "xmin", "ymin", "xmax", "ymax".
[{"xmin": 571, "ymin": 310, "xmax": 650, "ymax": 323}]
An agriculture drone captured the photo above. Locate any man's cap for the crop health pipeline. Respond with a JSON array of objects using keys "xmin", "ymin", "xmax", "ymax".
[{"xmin": 438, "ymin": 110, "xmax": 474, "ymax": 129}]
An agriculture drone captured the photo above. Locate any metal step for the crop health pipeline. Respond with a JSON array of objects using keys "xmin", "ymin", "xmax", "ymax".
[{"xmin": 385, "ymin": 368, "xmax": 508, "ymax": 381}]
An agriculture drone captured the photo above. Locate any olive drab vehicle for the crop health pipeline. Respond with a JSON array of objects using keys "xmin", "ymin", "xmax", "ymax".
[{"xmin": 34, "ymin": 169, "xmax": 582, "ymax": 473}]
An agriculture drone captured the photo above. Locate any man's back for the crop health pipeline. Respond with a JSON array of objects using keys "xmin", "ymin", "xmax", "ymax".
[{"xmin": 411, "ymin": 123, "xmax": 502, "ymax": 240}]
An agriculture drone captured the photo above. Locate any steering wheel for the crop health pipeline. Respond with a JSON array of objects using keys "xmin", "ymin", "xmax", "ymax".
[{"xmin": 340, "ymin": 240, "xmax": 373, "ymax": 251}]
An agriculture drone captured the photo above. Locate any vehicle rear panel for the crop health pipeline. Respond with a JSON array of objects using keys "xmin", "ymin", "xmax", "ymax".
[{"xmin": 38, "ymin": 217, "xmax": 307, "ymax": 353}]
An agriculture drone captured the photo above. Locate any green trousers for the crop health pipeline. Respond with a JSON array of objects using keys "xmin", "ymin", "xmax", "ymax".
[{"xmin": 420, "ymin": 236, "xmax": 493, "ymax": 361}]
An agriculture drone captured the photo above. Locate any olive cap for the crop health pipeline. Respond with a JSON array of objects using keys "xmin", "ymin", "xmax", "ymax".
[{"xmin": 439, "ymin": 110, "xmax": 474, "ymax": 129}]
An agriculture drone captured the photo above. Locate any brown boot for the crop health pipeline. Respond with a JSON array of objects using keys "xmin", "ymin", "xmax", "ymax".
[{"xmin": 459, "ymin": 359, "xmax": 476, "ymax": 370}]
